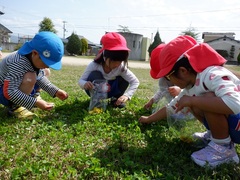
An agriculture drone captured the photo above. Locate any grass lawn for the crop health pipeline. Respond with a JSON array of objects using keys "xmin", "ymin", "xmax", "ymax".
[{"xmin": 0, "ymin": 64, "xmax": 240, "ymax": 179}]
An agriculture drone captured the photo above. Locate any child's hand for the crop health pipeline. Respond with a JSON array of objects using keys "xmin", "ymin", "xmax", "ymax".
[
  {"xmin": 35, "ymin": 99, "xmax": 55, "ymax": 110},
  {"xmin": 139, "ymin": 116, "xmax": 151, "ymax": 124},
  {"xmin": 115, "ymin": 95, "xmax": 128, "ymax": 106},
  {"xmin": 84, "ymin": 81, "xmax": 94, "ymax": 90},
  {"xmin": 176, "ymin": 95, "xmax": 192, "ymax": 112},
  {"xmin": 168, "ymin": 86, "xmax": 181, "ymax": 97},
  {"xmin": 55, "ymin": 89, "xmax": 68, "ymax": 100},
  {"xmin": 144, "ymin": 99, "xmax": 154, "ymax": 110}
]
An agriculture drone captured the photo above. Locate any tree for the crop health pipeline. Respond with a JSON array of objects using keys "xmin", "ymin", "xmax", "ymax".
[
  {"xmin": 229, "ymin": 45, "xmax": 235, "ymax": 60},
  {"xmin": 237, "ymin": 53, "xmax": 240, "ymax": 65},
  {"xmin": 39, "ymin": 17, "xmax": 57, "ymax": 33},
  {"xmin": 148, "ymin": 31, "xmax": 163, "ymax": 56},
  {"xmin": 81, "ymin": 38, "xmax": 88, "ymax": 55},
  {"xmin": 66, "ymin": 32, "xmax": 81, "ymax": 55},
  {"xmin": 180, "ymin": 26, "xmax": 199, "ymax": 41},
  {"xmin": 117, "ymin": 25, "xmax": 131, "ymax": 33}
]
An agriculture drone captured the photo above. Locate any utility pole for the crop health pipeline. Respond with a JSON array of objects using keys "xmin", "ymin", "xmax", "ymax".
[{"xmin": 63, "ymin": 21, "xmax": 67, "ymax": 39}]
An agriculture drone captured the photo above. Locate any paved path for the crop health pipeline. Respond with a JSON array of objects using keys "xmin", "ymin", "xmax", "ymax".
[{"xmin": 1, "ymin": 52, "xmax": 150, "ymax": 69}]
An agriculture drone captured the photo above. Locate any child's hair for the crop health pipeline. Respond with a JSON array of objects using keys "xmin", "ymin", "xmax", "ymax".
[
  {"xmin": 171, "ymin": 57, "xmax": 197, "ymax": 77},
  {"xmin": 94, "ymin": 50, "xmax": 129, "ymax": 70}
]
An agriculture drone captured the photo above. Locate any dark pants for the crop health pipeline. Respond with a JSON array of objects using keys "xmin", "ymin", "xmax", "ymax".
[{"xmin": 86, "ymin": 70, "xmax": 129, "ymax": 98}]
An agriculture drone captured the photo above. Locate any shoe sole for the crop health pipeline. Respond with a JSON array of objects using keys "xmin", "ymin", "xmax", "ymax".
[{"xmin": 191, "ymin": 154, "xmax": 239, "ymax": 168}]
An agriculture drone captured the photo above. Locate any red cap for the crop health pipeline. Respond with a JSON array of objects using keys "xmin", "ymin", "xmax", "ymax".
[
  {"xmin": 156, "ymin": 35, "xmax": 197, "ymax": 78},
  {"xmin": 101, "ymin": 32, "xmax": 130, "ymax": 51},
  {"xmin": 156, "ymin": 35, "xmax": 227, "ymax": 78},
  {"xmin": 150, "ymin": 44, "xmax": 166, "ymax": 79},
  {"xmin": 94, "ymin": 32, "xmax": 130, "ymax": 61},
  {"xmin": 185, "ymin": 43, "xmax": 226, "ymax": 72}
]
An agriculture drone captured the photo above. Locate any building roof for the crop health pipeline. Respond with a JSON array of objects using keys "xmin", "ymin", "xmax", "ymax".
[
  {"xmin": 0, "ymin": 23, "xmax": 12, "ymax": 33},
  {"xmin": 203, "ymin": 32, "xmax": 235, "ymax": 36},
  {"xmin": 206, "ymin": 36, "xmax": 240, "ymax": 44}
]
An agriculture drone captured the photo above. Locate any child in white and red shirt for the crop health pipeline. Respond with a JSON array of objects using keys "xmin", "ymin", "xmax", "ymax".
[{"xmin": 139, "ymin": 35, "xmax": 240, "ymax": 168}]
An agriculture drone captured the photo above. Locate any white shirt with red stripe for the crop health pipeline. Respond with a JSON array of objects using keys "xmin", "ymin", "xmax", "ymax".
[{"xmin": 168, "ymin": 66, "xmax": 240, "ymax": 115}]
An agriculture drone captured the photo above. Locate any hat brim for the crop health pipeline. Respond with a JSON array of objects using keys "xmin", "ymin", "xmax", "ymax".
[
  {"xmin": 156, "ymin": 66, "xmax": 174, "ymax": 78},
  {"xmin": 106, "ymin": 46, "xmax": 130, "ymax": 51},
  {"xmin": 40, "ymin": 54, "xmax": 62, "ymax": 70},
  {"xmin": 150, "ymin": 69, "xmax": 159, "ymax": 79}
]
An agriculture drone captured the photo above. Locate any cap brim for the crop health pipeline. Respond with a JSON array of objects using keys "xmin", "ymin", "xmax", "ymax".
[
  {"xmin": 40, "ymin": 55, "xmax": 62, "ymax": 70},
  {"xmin": 156, "ymin": 66, "xmax": 173, "ymax": 79},
  {"xmin": 150, "ymin": 69, "xmax": 158, "ymax": 79},
  {"xmin": 105, "ymin": 46, "xmax": 130, "ymax": 51}
]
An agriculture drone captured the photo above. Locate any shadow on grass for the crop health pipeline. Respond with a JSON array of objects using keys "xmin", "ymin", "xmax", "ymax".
[
  {"xmin": 40, "ymin": 98, "xmax": 90, "ymax": 125},
  {"xmin": 92, "ymin": 121, "xmax": 201, "ymax": 178},
  {"xmin": 91, "ymin": 102, "xmax": 240, "ymax": 178}
]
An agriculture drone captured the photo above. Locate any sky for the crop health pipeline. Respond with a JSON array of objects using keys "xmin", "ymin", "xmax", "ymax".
[{"xmin": 0, "ymin": 0, "xmax": 240, "ymax": 44}]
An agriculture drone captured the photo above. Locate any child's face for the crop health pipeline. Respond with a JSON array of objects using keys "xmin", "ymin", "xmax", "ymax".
[
  {"xmin": 32, "ymin": 50, "xmax": 49, "ymax": 69},
  {"xmin": 105, "ymin": 58, "xmax": 122, "ymax": 70},
  {"xmin": 165, "ymin": 67, "xmax": 196, "ymax": 89}
]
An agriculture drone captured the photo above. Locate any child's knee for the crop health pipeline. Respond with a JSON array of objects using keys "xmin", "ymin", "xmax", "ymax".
[
  {"xmin": 22, "ymin": 72, "xmax": 37, "ymax": 86},
  {"xmin": 44, "ymin": 68, "xmax": 51, "ymax": 77}
]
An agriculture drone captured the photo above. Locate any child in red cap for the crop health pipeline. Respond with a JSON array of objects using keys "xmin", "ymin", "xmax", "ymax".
[
  {"xmin": 139, "ymin": 35, "xmax": 240, "ymax": 168},
  {"xmin": 78, "ymin": 32, "xmax": 139, "ymax": 108},
  {"xmin": 144, "ymin": 44, "xmax": 181, "ymax": 111},
  {"xmin": 0, "ymin": 31, "xmax": 68, "ymax": 119}
]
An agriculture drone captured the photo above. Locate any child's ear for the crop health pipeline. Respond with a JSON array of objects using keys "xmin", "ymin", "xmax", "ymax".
[
  {"xmin": 179, "ymin": 67, "xmax": 189, "ymax": 76},
  {"xmin": 32, "ymin": 50, "xmax": 38, "ymax": 56}
]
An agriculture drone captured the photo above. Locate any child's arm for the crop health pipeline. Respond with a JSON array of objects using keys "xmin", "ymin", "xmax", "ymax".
[
  {"xmin": 139, "ymin": 106, "xmax": 167, "ymax": 124},
  {"xmin": 144, "ymin": 98, "xmax": 154, "ymax": 110}
]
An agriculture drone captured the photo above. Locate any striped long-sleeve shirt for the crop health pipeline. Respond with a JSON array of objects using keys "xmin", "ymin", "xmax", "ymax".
[{"xmin": 0, "ymin": 52, "xmax": 59, "ymax": 110}]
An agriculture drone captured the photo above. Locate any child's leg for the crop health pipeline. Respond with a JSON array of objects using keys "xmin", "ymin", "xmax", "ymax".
[
  {"xmin": 191, "ymin": 92, "xmax": 229, "ymax": 141},
  {"xmin": 44, "ymin": 68, "xmax": 51, "ymax": 77},
  {"xmin": 190, "ymin": 92, "xmax": 239, "ymax": 167},
  {"xmin": 19, "ymin": 72, "xmax": 36, "ymax": 95},
  {"xmin": 8, "ymin": 72, "xmax": 37, "ymax": 119},
  {"xmin": 108, "ymin": 76, "xmax": 129, "ymax": 108},
  {"xmin": 87, "ymin": 70, "xmax": 104, "ymax": 82},
  {"xmin": 108, "ymin": 76, "xmax": 129, "ymax": 98}
]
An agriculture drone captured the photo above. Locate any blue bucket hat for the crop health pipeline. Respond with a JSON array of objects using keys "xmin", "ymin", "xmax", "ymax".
[{"xmin": 18, "ymin": 31, "xmax": 64, "ymax": 70}]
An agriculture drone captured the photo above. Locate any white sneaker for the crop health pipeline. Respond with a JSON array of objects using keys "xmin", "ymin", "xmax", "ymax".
[
  {"xmin": 192, "ymin": 131, "xmax": 211, "ymax": 144},
  {"xmin": 191, "ymin": 141, "xmax": 239, "ymax": 168}
]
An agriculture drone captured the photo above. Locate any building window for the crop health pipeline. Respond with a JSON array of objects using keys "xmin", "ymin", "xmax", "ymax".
[{"xmin": 133, "ymin": 40, "xmax": 135, "ymax": 48}]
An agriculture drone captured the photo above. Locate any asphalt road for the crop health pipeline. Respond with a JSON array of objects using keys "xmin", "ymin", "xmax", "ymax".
[{"xmin": 1, "ymin": 52, "xmax": 150, "ymax": 69}]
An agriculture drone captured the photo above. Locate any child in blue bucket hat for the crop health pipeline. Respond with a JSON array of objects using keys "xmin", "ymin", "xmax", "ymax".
[{"xmin": 0, "ymin": 31, "xmax": 68, "ymax": 119}]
